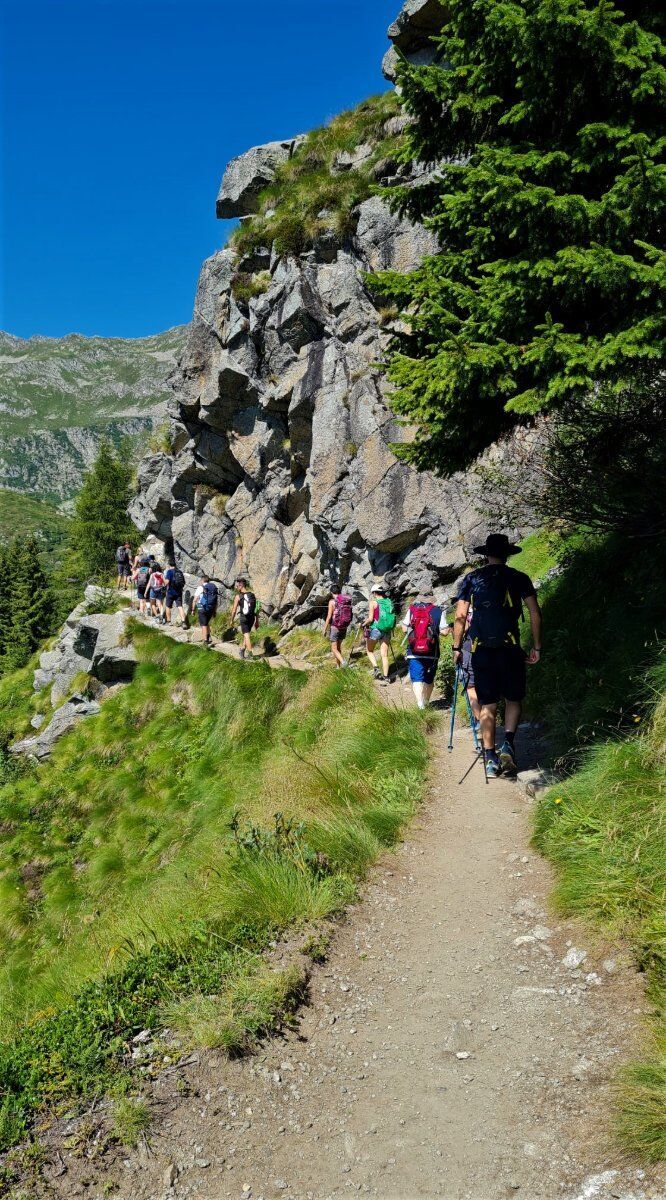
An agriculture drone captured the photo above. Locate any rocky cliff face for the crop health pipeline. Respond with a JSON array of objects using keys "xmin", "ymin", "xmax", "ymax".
[{"xmin": 130, "ymin": 3, "xmax": 530, "ymax": 623}]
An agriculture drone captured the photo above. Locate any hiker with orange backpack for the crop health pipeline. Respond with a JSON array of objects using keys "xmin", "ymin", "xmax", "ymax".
[
  {"xmin": 364, "ymin": 584, "xmax": 396, "ymax": 682},
  {"xmin": 323, "ymin": 586, "xmax": 354, "ymax": 667},
  {"xmin": 401, "ymin": 595, "xmax": 451, "ymax": 708}
]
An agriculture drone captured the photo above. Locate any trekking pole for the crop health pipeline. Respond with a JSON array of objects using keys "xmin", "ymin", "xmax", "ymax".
[
  {"xmin": 447, "ymin": 666, "xmax": 461, "ymax": 751},
  {"xmin": 460, "ymin": 679, "xmax": 480, "ymax": 751},
  {"xmin": 458, "ymin": 745, "xmax": 489, "ymax": 787}
]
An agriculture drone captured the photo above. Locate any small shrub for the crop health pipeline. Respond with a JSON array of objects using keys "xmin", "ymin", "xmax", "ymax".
[
  {"xmin": 147, "ymin": 423, "xmax": 172, "ymax": 455},
  {"xmin": 165, "ymin": 962, "xmax": 306, "ymax": 1054},
  {"xmin": 111, "ymin": 1097, "xmax": 151, "ymax": 1147},
  {"xmin": 231, "ymin": 271, "xmax": 271, "ymax": 306},
  {"xmin": 344, "ymin": 441, "xmax": 358, "ymax": 458}
]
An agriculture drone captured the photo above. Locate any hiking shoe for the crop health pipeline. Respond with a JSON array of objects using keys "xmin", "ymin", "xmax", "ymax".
[
  {"xmin": 372, "ymin": 667, "xmax": 382, "ymax": 680},
  {"xmin": 498, "ymin": 741, "xmax": 518, "ymax": 776},
  {"xmin": 239, "ymin": 648, "xmax": 246, "ymax": 659},
  {"xmin": 485, "ymin": 756, "xmax": 503, "ymax": 779}
]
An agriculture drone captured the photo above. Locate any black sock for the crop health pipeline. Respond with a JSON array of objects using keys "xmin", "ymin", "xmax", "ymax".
[
  {"xmin": 486, "ymin": 748, "xmax": 499, "ymax": 763},
  {"xmin": 505, "ymin": 731, "xmax": 516, "ymax": 750}
]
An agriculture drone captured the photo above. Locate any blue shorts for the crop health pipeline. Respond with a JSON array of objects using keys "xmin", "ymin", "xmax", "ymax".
[
  {"xmin": 149, "ymin": 588, "xmax": 165, "ymax": 601},
  {"xmin": 166, "ymin": 589, "xmax": 183, "ymax": 607},
  {"xmin": 408, "ymin": 657, "xmax": 437, "ymax": 685},
  {"xmin": 367, "ymin": 626, "xmax": 390, "ymax": 644}
]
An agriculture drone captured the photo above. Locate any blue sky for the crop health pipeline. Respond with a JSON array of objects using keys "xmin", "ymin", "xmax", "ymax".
[{"xmin": 1, "ymin": 0, "xmax": 398, "ymax": 339}]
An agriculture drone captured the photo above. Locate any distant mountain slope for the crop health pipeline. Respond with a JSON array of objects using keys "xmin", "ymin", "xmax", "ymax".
[
  {"xmin": 0, "ymin": 326, "xmax": 187, "ymax": 502},
  {"xmin": 0, "ymin": 488, "xmax": 71, "ymax": 557}
]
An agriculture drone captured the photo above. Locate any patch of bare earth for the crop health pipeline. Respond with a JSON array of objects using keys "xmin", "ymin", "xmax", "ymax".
[{"xmin": 15, "ymin": 694, "xmax": 666, "ymax": 1200}]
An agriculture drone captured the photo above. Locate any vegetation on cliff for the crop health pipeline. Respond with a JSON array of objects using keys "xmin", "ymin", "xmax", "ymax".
[
  {"xmin": 231, "ymin": 90, "xmax": 403, "ymax": 259},
  {"xmin": 372, "ymin": 0, "xmax": 665, "ymax": 475}
]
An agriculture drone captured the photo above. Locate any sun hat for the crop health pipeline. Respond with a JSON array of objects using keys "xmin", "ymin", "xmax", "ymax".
[
  {"xmin": 472, "ymin": 533, "xmax": 521, "ymax": 558},
  {"xmin": 371, "ymin": 583, "xmax": 388, "ymax": 595}
]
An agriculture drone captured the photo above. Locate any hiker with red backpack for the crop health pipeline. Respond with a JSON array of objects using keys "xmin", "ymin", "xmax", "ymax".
[
  {"xmin": 323, "ymin": 586, "xmax": 353, "ymax": 667},
  {"xmin": 452, "ymin": 534, "xmax": 542, "ymax": 778},
  {"xmin": 401, "ymin": 595, "xmax": 451, "ymax": 708},
  {"xmin": 364, "ymin": 584, "xmax": 396, "ymax": 682}
]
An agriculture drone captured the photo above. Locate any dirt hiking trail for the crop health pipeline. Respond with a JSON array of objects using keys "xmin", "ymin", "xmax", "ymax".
[{"xmin": 32, "ymin": 641, "xmax": 665, "ymax": 1200}]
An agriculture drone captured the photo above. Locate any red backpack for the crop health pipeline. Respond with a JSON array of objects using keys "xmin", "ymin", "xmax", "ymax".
[
  {"xmin": 332, "ymin": 593, "xmax": 353, "ymax": 632},
  {"xmin": 408, "ymin": 603, "xmax": 439, "ymax": 656}
]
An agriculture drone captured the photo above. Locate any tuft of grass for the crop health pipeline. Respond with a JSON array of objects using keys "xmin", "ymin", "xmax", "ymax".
[
  {"xmin": 111, "ymin": 1097, "xmax": 151, "ymax": 1147},
  {"xmin": 147, "ymin": 423, "xmax": 172, "ymax": 455},
  {"xmin": 166, "ymin": 961, "xmax": 306, "ymax": 1053},
  {"xmin": 231, "ymin": 91, "xmax": 402, "ymax": 260},
  {"xmin": 231, "ymin": 271, "xmax": 271, "ymax": 306}
]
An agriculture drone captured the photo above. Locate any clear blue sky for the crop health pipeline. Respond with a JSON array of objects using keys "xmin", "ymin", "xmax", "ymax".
[{"xmin": 1, "ymin": 0, "xmax": 398, "ymax": 339}]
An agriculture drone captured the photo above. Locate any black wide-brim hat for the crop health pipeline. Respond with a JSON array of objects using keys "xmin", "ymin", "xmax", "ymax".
[{"xmin": 472, "ymin": 533, "xmax": 521, "ymax": 557}]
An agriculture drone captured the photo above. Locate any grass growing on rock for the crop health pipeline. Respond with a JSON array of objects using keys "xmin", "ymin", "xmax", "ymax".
[
  {"xmin": 231, "ymin": 90, "xmax": 403, "ymax": 260},
  {"xmin": 534, "ymin": 652, "xmax": 666, "ymax": 1160},
  {"xmin": 0, "ymin": 622, "xmax": 428, "ymax": 1147}
]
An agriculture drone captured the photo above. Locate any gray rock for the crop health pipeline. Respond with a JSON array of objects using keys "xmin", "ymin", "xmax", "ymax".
[
  {"xmin": 216, "ymin": 137, "xmax": 304, "ymax": 219},
  {"xmin": 75, "ymin": 612, "xmax": 138, "ymax": 683},
  {"xmin": 355, "ymin": 195, "xmax": 439, "ymax": 271},
  {"xmin": 383, "ymin": 0, "xmax": 445, "ymax": 81},
  {"xmin": 30, "ymin": 713, "xmax": 45, "ymax": 729},
  {"xmin": 11, "ymin": 695, "xmax": 101, "ymax": 760}
]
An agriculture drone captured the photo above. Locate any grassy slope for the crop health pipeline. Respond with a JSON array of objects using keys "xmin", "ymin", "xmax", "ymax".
[
  {"xmin": 0, "ymin": 490, "xmax": 70, "ymax": 558},
  {"xmin": 525, "ymin": 532, "xmax": 666, "ymax": 1159},
  {"xmin": 0, "ymin": 623, "xmax": 429, "ymax": 1147}
]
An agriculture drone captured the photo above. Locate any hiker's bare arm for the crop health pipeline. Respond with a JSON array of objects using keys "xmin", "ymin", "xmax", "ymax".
[
  {"xmin": 453, "ymin": 600, "xmax": 469, "ymax": 660},
  {"xmin": 525, "ymin": 594, "xmax": 542, "ymax": 663},
  {"xmin": 324, "ymin": 599, "xmax": 334, "ymax": 632},
  {"xmin": 230, "ymin": 596, "xmax": 239, "ymax": 620}
]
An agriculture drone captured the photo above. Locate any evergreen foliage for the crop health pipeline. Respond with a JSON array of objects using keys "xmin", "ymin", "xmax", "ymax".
[
  {"xmin": 0, "ymin": 537, "xmax": 54, "ymax": 673},
  {"xmin": 372, "ymin": 0, "xmax": 666, "ymax": 473},
  {"xmin": 67, "ymin": 441, "xmax": 135, "ymax": 583}
]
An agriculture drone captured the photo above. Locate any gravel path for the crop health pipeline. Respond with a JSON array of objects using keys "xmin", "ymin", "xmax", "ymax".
[{"xmin": 34, "ymin": 678, "xmax": 665, "ymax": 1200}]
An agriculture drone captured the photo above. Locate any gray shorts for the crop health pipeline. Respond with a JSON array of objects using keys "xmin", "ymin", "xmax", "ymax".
[{"xmin": 329, "ymin": 625, "xmax": 348, "ymax": 642}]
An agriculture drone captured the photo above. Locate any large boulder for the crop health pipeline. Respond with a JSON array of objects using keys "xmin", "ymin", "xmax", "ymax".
[
  {"xmin": 73, "ymin": 612, "xmax": 138, "ymax": 683},
  {"xmin": 11, "ymin": 695, "xmax": 101, "ymax": 761},
  {"xmin": 216, "ymin": 137, "xmax": 305, "ymax": 219},
  {"xmin": 382, "ymin": 0, "xmax": 446, "ymax": 82}
]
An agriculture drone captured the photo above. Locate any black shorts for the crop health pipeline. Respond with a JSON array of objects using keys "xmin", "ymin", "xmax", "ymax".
[
  {"xmin": 166, "ymin": 589, "xmax": 183, "ymax": 607},
  {"xmin": 118, "ymin": 562, "xmax": 130, "ymax": 577},
  {"xmin": 239, "ymin": 618, "xmax": 254, "ymax": 635},
  {"xmin": 137, "ymin": 584, "xmax": 147, "ymax": 599},
  {"xmin": 198, "ymin": 607, "xmax": 215, "ymax": 627},
  {"xmin": 471, "ymin": 645, "xmax": 526, "ymax": 706}
]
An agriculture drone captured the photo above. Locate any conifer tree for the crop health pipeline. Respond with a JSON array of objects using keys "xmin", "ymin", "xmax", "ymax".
[
  {"xmin": 68, "ymin": 442, "xmax": 135, "ymax": 582},
  {"xmin": 0, "ymin": 542, "xmax": 11, "ymax": 662},
  {"xmin": 373, "ymin": 0, "xmax": 665, "ymax": 473},
  {"xmin": 3, "ymin": 537, "xmax": 54, "ymax": 671}
]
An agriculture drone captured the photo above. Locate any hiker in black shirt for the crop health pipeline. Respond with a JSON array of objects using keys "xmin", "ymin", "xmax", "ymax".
[{"xmin": 453, "ymin": 534, "xmax": 542, "ymax": 778}]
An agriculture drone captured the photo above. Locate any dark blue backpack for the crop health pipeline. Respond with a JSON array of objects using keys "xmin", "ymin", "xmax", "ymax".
[
  {"xmin": 201, "ymin": 581, "xmax": 218, "ymax": 610},
  {"xmin": 467, "ymin": 565, "xmax": 524, "ymax": 649}
]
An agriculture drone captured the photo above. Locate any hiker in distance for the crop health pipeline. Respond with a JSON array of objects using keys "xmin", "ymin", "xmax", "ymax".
[
  {"xmin": 230, "ymin": 577, "xmax": 258, "ymax": 659},
  {"xmin": 133, "ymin": 557, "xmax": 151, "ymax": 616},
  {"xmin": 364, "ymin": 584, "xmax": 396, "ymax": 682},
  {"xmin": 401, "ymin": 595, "xmax": 451, "ymax": 708},
  {"xmin": 115, "ymin": 542, "xmax": 132, "ymax": 590},
  {"xmin": 191, "ymin": 575, "xmax": 218, "ymax": 646},
  {"xmin": 146, "ymin": 563, "xmax": 167, "ymax": 621},
  {"xmin": 323, "ymin": 586, "xmax": 353, "ymax": 667},
  {"xmin": 453, "ymin": 534, "xmax": 542, "ymax": 778},
  {"xmin": 164, "ymin": 562, "xmax": 187, "ymax": 627}
]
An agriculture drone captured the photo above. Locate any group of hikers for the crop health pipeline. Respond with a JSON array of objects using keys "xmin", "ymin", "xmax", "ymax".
[
  {"xmin": 323, "ymin": 533, "xmax": 542, "ymax": 779},
  {"xmin": 115, "ymin": 532, "xmax": 541, "ymax": 779}
]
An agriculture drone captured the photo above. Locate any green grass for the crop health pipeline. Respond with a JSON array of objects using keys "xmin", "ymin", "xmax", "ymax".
[
  {"xmin": 231, "ymin": 91, "xmax": 402, "ymax": 260},
  {"xmin": 0, "ymin": 490, "xmax": 70, "ymax": 560},
  {"xmin": 110, "ymin": 1097, "xmax": 151, "ymax": 1147},
  {"xmin": 524, "ymin": 533, "xmax": 666, "ymax": 762},
  {"xmin": 534, "ymin": 651, "xmax": 666, "ymax": 1160},
  {"xmin": 0, "ymin": 622, "xmax": 428, "ymax": 1147}
]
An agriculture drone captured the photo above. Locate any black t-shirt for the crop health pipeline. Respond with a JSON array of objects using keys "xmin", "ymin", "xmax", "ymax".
[{"xmin": 457, "ymin": 564, "xmax": 536, "ymax": 645}]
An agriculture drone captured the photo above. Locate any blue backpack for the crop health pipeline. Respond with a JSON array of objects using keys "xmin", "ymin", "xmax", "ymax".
[{"xmin": 201, "ymin": 581, "xmax": 218, "ymax": 610}]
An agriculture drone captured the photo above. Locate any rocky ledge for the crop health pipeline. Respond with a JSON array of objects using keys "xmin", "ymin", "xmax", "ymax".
[{"xmin": 130, "ymin": 1, "xmax": 534, "ymax": 627}]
